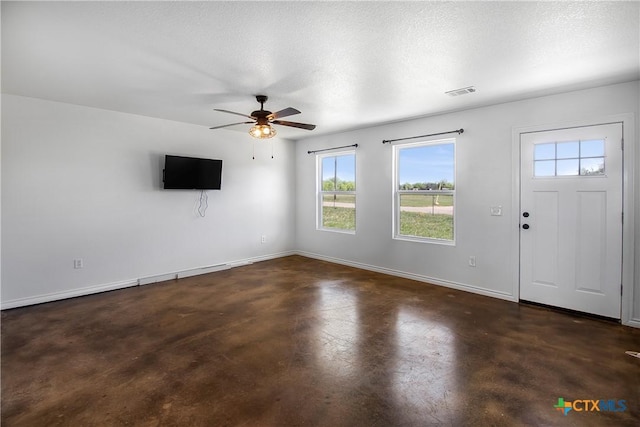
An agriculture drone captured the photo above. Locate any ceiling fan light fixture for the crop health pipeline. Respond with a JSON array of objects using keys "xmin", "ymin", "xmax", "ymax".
[{"xmin": 249, "ymin": 124, "xmax": 276, "ymax": 139}]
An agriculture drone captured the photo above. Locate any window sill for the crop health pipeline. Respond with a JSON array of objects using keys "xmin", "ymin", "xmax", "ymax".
[
  {"xmin": 317, "ymin": 227, "xmax": 356, "ymax": 235},
  {"xmin": 393, "ymin": 234, "xmax": 455, "ymax": 246}
]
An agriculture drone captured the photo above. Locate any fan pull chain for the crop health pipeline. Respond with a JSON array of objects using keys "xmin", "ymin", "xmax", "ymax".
[
  {"xmin": 252, "ymin": 141, "xmax": 255, "ymax": 160},
  {"xmin": 271, "ymin": 141, "xmax": 274, "ymax": 159}
]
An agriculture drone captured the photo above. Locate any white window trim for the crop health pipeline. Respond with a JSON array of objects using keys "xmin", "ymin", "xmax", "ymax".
[
  {"xmin": 392, "ymin": 138, "xmax": 456, "ymax": 245},
  {"xmin": 317, "ymin": 150, "xmax": 356, "ymax": 234}
]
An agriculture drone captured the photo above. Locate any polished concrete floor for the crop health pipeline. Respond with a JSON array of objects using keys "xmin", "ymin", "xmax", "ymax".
[{"xmin": 2, "ymin": 255, "xmax": 639, "ymax": 426}]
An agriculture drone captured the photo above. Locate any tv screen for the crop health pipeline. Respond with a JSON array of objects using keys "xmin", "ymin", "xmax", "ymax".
[{"xmin": 163, "ymin": 155, "xmax": 223, "ymax": 190}]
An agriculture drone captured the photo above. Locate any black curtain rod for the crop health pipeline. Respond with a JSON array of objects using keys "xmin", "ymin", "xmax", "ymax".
[
  {"xmin": 382, "ymin": 128, "xmax": 464, "ymax": 144},
  {"xmin": 307, "ymin": 143, "xmax": 358, "ymax": 154}
]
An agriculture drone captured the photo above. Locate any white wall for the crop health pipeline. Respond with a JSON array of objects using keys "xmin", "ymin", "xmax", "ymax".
[
  {"xmin": 1, "ymin": 94, "xmax": 296, "ymax": 307},
  {"xmin": 295, "ymin": 81, "xmax": 640, "ymax": 324},
  {"xmin": 4, "ymin": 82, "xmax": 639, "ymax": 326}
]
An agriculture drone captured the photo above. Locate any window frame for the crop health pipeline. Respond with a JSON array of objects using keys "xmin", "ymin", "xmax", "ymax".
[
  {"xmin": 392, "ymin": 138, "xmax": 456, "ymax": 245},
  {"xmin": 317, "ymin": 150, "xmax": 357, "ymax": 234}
]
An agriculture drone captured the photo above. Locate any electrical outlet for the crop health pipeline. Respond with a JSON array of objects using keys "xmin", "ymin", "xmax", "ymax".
[
  {"xmin": 261, "ymin": 235, "xmax": 266, "ymax": 244},
  {"xmin": 74, "ymin": 259, "xmax": 83, "ymax": 269},
  {"xmin": 468, "ymin": 256, "xmax": 476, "ymax": 267}
]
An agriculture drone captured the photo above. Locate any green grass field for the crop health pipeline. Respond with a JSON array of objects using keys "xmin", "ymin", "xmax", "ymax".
[
  {"xmin": 399, "ymin": 211, "xmax": 453, "ymax": 240},
  {"xmin": 322, "ymin": 206, "xmax": 356, "ymax": 230},
  {"xmin": 321, "ymin": 207, "xmax": 452, "ymax": 240},
  {"xmin": 321, "ymin": 193, "xmax": 454, "ymax": 239}
]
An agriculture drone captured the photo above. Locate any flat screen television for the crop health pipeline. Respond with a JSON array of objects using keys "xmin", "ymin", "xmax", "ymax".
[{"xmin": 163, "ymin": 155, "xmax": 223, "ymax": 190}]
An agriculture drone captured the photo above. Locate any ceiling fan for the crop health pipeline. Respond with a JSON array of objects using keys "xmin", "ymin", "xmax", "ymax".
[{"xmin": 210, "ymin": 95, "xmax": 316, "ymax": 139}]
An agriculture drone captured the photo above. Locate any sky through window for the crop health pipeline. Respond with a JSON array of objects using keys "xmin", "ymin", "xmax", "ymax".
[{"xmin": 398, "ymin": 143, "xmax": 454, "ymax": 184}]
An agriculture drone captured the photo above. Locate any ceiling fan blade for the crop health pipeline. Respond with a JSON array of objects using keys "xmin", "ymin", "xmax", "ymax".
[
  {"xmin": 267, "ymin": 107, "xmax": 301, "ymax": 120},
  {"xmin": 272, "ymin": 120, "xmax": 316, "ymax": 131},
  {"xmin": 214, "ymin": 109, "xmax": 255, "ymax": 119},
  {"xmin": 209, "ymin": 121, "xmax": 253, "ymax": 130}
]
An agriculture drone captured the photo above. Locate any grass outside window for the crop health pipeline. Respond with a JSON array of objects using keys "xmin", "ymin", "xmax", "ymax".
[{"xmin": 322, "ymin": 197, "xmax": 356, "ymax": 230}]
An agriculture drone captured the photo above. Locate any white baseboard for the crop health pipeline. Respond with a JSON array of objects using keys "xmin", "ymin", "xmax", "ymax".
[
  {"xmin": 295, "ymin": 250, "xmax": 517, "ymax": 302},
  {"xmin": 138, "ymin": 272, "xmax": 179, "ymax": 286},
  {"xmin": 139, "ymin": 264, "xmax": 231, "ymax": 284},
  {"xmin": 177, "ymin": 264, "xmax": 230, "ymax": 279},
  {"xmin": 294, "ymin": 251, "xmax": 640, "ymax": 329},
  {"xmin": 1, "ymin": 250, "xmax": 297, "ymax": 310},
  {"xmin": 229, "ymin": 250, "xmax": 297, "ymax": 266},
  {"xmin": 1, "ymin": 279, "xmax": 139, "ymax": 310},
  {"xmin": 6, "ymin": 250, "xmax": 636, "ymax": 330},
  {"xmin": 627, "ymin": 319, "xmax": 640, "ymax": 329}
]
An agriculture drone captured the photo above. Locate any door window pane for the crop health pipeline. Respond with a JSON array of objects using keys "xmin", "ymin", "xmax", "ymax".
[
  {"xmin": 581, "ymin": 139, "xmax": 604, "ymax": 157},
  {"xmin": 557, "ymin": 159, "xmax": 579, "ymax": 176},
  {"xmin": 534, "ymin": 160, "xmax": 555, "ymax": 177},
  {"xmin": 534, "ymin": 143, "xmax": 555, "ymax": 160},
  {"xmin": 580, "ymin": 158, "xmax": 605, "ymax": 176},
  {"xmin": 556, "ymin": 141, "xmax": 579, "ymax": 159}
]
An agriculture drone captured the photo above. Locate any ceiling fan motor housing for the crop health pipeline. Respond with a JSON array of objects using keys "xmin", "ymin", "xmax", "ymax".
[{"xmin": 252, "ymin": 95, "xmax": 271, "ymax": 124}]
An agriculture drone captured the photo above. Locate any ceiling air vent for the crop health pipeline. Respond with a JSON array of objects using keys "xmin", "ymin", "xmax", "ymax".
[{"xmin": 445, "ymin": 86, "xmax": 476, "ymax": 97}]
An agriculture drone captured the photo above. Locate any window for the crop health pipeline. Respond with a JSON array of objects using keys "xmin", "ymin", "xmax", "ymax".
[
  {"xmin": 318, "ymin": 151, "xmax": 356, "ymax": 232},
  {"xmin": 534, "ymin": 139, "xmax": 605, "ymax": 177},
  {"xmin": 394, "ymin": 139, "xmax": 455, "ymax": 243}
]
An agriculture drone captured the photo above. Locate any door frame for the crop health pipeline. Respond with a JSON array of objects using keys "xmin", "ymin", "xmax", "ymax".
[{"xmin": 511, "ymin": 113, "xmax": 637, "ymax": 326}]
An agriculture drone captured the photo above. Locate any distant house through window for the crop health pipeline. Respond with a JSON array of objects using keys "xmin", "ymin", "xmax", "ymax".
[
  {"xmin": 393, "ymin": 139, "xmax": 455, "ymax": 243},
  {"xmin": 318, "ymin": 151, "xmax": 356, "ymax": 232}
]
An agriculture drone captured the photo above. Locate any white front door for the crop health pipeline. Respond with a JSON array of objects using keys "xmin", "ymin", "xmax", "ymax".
[{"xmin": 519, "ymin": 123, "xmax": 623, "ymax": 318}]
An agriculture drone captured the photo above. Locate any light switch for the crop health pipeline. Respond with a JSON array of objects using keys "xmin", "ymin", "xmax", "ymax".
[{"xmin": 490, "ymin": 206, "xmax": 502, "ymax": 216}]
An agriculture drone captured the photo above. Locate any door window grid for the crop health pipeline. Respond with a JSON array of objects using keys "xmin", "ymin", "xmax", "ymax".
[{"xmin": 534, "ymin": 140, "xmax": 605, "ymax": 177}]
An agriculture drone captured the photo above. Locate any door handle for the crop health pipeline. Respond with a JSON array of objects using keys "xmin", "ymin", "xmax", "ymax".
[
  {"xmin": 522, "ymin": 224, "xmax": 530, "ymax": 230},
  {"xmin": 523, "ymin": 212, "xmax": 530, "ymax": 217}
]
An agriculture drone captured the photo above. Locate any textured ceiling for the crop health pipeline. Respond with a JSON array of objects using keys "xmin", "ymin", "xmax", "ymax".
[{"xmin": 2, "ymin": 1, "xmax": 639, "ymax": 140}]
